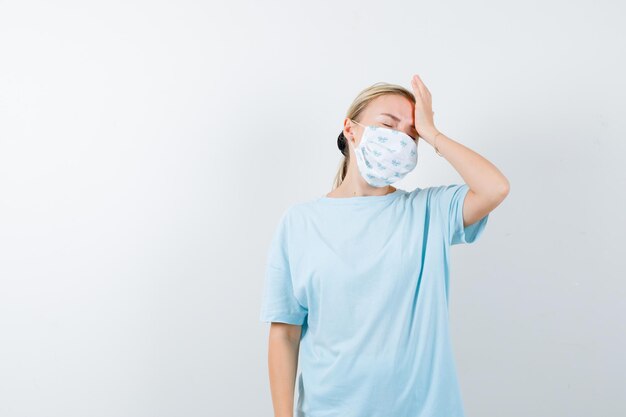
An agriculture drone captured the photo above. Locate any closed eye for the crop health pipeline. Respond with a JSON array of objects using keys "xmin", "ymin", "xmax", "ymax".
[{"xmin": 382, "ymin": 123, "xmax": 417, "ymax": 141}]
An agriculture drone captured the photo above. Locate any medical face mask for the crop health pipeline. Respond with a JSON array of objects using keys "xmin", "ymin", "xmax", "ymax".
[{"xmin": 350, "ymin": 119, "xmax": 418, "ymax": 187}]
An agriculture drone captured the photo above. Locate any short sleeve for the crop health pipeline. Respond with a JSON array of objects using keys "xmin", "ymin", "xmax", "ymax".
[
  {"xmin": 433, "ymin": 183, "xmax": 489, "ymax": 245},
  {"xmin": 259, "ymin": 208, "xmax": 308, "ymax": 325}
]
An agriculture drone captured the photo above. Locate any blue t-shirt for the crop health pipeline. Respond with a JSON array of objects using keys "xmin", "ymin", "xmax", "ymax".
[{"xmin": 259, "ymin": 184, "xmax": 489, "ymax": 417}]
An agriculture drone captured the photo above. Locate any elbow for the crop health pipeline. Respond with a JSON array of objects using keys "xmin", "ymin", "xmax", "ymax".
[
  {"xmin": 500, "ymin": 182, "xmax": 510, "ymax": 197},
  {"xmin": 497, "ymin": 178, "xmax": 510, "ymax": 197}
]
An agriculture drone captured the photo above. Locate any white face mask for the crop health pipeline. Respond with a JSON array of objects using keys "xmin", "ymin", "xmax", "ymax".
[{"xmin": 350, "ymin": 119, "xmax": 418, "ymax": 187}]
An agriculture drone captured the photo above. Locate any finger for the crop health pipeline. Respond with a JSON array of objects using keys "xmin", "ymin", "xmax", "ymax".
[
  {"xmin": 414, "ymin": 74, "xmax": 432, "ymax": 98},
  {"xmin": 411, "ymin": 76, "xmax": 422, "ymax": 98},
  {"xmin": 411, "ymin": 74, "xmax": 422, "ymax": 95},
  {"xmin": 413, "ymin": 74, "xmax": 428, "ymax": 98}
]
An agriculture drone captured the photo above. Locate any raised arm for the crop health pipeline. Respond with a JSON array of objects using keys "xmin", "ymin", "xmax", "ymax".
[{"xmin": 410, "ymin": 73, "xmax": 510, "ymax": 223}]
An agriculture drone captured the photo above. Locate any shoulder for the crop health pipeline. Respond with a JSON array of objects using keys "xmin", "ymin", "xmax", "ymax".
[
  {"xmin": 403, "ymin": 184, "xmax": 471, "ymax": 217},
  {"xmin": 404, "ymin": 185, "xmax": 443, "ymax": 203},
  {"xmin": 410, "ymin": 184, "xmax": 468, "ymax": 202},
  {"xmin": 277, "ymin": 199, "xmax": 316, "ymax": 227}
]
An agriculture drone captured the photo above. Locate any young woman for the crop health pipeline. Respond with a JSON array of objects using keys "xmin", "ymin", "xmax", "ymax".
[{"xmin": 260, "ymin": 74, "xmax": 510, "ymax": 417}]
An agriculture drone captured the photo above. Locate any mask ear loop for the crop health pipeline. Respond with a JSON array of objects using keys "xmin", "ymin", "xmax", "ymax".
[
  {"xmin": 347, "ymin": 119, "xmax": 366, "ymax": 149},
  {"xmin": 350, "ymin": 119, "xmax": 366, "ymax": 129}
]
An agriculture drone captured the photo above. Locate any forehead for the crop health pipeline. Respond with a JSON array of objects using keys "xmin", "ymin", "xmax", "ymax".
[{"xmin": 363, "ymin": 94, "xmax": 414, "ymax": 122}]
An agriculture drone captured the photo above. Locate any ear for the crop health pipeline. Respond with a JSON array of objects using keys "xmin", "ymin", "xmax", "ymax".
[
  {"xmin": 343, "ymin": 118, "xmax": 358, "ymax": 146},
  {"xmin": 343, "ymin": 118, "xmax": 353, "ymax": 139}
]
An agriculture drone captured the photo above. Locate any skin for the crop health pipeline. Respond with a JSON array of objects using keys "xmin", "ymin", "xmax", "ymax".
[
  {"xmin": 330, "ymin": 73, "xmax": 510, "ymax": 226},
  {"xmin": 266, "ymin": 322, "xmax": 302, "ymax": 417},
  {"xmin": 266, "ymin": 74, "xmax": 510, "ymax": 417}
]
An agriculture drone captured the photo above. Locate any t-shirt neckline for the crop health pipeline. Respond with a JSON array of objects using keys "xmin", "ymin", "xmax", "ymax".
[{"xmin": 317, "ymin": 188, "xmax": 405, "ymax": 204}]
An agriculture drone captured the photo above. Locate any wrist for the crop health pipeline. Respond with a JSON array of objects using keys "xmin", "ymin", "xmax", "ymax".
[{"xmin": 421, "ymin": 127, "xmax": 441, "ymax": 144}]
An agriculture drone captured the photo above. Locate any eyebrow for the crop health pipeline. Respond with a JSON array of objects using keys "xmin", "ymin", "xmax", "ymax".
[
  {"xmin": 379, "ymin": 112, "xmax": 401, "ymax": 122},
  {"xmin": 379, "ymin": 113, "xmax": 418, "ymax": 135}
]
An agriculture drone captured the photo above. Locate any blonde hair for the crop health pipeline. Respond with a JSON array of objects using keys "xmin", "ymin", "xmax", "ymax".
[{"xmin": 332, "ymin": 82, "xmax": 416, "ymax": 190}]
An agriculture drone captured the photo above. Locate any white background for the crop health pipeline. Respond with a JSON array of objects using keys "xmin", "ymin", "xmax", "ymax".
[{"xmin": 1, "ymin": 0, "xmax": 625, "ymax": 416}]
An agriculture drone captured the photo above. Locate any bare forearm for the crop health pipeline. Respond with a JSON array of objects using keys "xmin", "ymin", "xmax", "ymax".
[
  {"xmin": 268, "ymin": 334, "xmax": 300, "ymax": 417},
  {"xmin": 410, "ymin": 74, "xmax": 509, "ymax": 199},
  {"xmin": 424, "ymin": 128, "xmax": 509, "ymax": 199}
]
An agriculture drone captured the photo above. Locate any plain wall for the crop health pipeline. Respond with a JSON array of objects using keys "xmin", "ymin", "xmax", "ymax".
[{"xmin": 1, "ymin": 0, "xmax": 625, "ymax": 416}]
